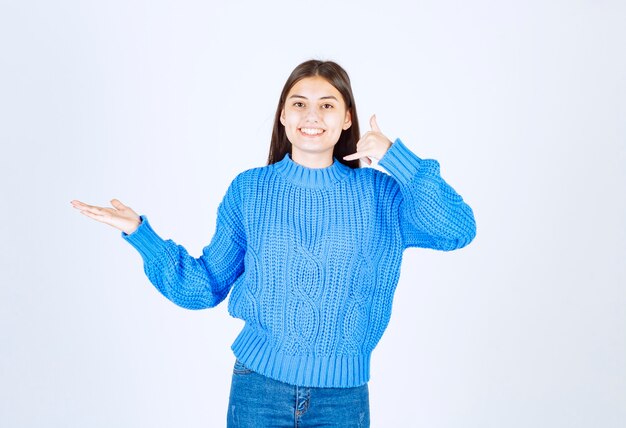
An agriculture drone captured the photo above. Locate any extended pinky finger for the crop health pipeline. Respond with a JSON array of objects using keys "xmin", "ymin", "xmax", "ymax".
[
  {"xmin": 79, "ymin": 210, "xmax": 97, "ymax": 220},
  {"xmin": 79, "ymin": 209, "xmax": 104, "ymax": 220}
]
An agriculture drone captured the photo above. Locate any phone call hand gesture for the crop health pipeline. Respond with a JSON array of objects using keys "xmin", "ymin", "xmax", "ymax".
[
  {"xmin": 343, "ymin": 115, "xmax": 392, "ymax": 165},
  {"xmin": 71, "ymin": 199, "xmax": 142, "ymax": 235}
]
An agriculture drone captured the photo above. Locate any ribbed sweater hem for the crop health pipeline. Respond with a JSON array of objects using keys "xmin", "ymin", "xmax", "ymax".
[
  {"xmin": 121, "ymin": 215, "xmax": 167, "ymax": 261},
  {"xmin": 231, "ymin": 324, "xmax": 371, "ymax": 388},
  {"xmin": 378, "ymin": 138, "xmax": 423, "ymax": 183}
]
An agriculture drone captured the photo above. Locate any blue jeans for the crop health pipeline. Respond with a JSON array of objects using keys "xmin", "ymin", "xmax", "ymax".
[{"xmin": 227, "ymin": 359, "xmax": 370, "ymax": 427}]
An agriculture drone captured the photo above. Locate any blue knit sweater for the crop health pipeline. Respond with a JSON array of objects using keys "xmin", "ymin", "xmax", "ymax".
[{"xmin": 122, "ymin": 138, "xmax": 476, "ymax": 388}]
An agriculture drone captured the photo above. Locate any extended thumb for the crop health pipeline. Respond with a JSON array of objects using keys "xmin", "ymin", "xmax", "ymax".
[{"xmin": 370, "ymin": 115, "xmax": 381, "ymax": 132}]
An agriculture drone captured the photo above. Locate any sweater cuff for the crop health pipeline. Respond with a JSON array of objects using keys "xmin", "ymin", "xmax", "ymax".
[
  {"xmin": 378, "ymin": 138, "xmax": 423, "ymax": 184},
  {"xmin": 121, "ymin": 215, "xmax": 168, "ymax": 261}
]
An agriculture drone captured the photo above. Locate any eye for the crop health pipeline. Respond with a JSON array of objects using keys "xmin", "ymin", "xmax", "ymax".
[
  {"xmin": 293, "ymin": 102, "xmax": 305, "ymax": 108},
  {"xmin": 321, "ymin": 103, "xmax": 334, "ymax": 109}
]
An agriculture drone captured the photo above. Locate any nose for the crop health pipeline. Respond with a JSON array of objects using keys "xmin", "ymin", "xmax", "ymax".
[{"xmin": 304, "ymin": 106, "xmax": 320, "ymax": 122}]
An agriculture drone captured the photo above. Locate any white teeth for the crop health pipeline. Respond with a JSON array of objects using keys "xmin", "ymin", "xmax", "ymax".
[{"xmin": 300, "ymin": 128, "xmax": 324, "ymax": 135}]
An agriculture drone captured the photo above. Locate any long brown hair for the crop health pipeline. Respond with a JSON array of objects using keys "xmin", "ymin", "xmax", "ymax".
[{"xmin": 267, "ymin": 60, "xmax": 361, "ymax": 169}]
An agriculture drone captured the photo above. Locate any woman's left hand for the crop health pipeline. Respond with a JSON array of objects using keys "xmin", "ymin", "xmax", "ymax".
[{"xmin": 343, "ymin": 115, "xmax": 392, "ymax": 165}]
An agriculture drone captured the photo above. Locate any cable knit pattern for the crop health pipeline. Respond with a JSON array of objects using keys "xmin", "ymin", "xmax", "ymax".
[{"xmin": 122, "ymin": 138, "xmax": 476, "ymax": 387}]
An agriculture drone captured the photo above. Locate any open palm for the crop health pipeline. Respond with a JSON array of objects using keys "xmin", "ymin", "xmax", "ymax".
[{"xmin": 71, "ymin": 199, "xmax": 141, "ymax": 235}]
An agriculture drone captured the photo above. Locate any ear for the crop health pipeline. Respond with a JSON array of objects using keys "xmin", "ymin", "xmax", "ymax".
[
  {"xmin": 280, "ymin": 108, "xmax": 286, "ymax": 126},
  {"xmin": 342, "ymin": 110, "xmax": 352, "ymax": 130}
]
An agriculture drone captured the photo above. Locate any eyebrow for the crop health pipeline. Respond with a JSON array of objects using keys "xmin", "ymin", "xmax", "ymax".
[{"xmin": 288, "ymin": 94, "xmax": 339, "ymax": 101}]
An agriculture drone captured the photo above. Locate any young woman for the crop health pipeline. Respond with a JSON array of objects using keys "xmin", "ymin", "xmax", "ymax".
[{"xmin": 71, "ymin": 60, "xmax": 476, "ymax": 427}]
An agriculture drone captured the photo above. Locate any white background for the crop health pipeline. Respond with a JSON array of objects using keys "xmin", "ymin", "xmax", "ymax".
[{"xmin": 1, "ymin": 0, "xmax": 625, "ymax": 427}]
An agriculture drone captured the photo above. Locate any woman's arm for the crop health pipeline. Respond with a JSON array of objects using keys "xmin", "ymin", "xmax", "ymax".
[
  {"xmin": 343, "ymin": 115, "xmax": 476, "ymax": 251},
  {"xmin": 378, "ymin": 139, "xmax": 476, "ymax": 251},
  {"xmin": 72, "ymin": 177, "xmax": 246, "ymax": 309}
]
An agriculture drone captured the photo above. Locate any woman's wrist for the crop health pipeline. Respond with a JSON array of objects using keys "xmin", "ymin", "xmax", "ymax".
[{"xmin": 123, "ymin": 218, "xmax": 142, "ymax": 235}]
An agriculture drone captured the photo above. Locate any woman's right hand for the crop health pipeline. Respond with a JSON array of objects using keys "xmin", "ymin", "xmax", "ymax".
[{"xmin": 71, "ymin": 199, "xmax": 142, "ymax": 235}]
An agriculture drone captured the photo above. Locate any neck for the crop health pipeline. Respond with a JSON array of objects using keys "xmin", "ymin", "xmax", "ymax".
[{"xmin": 291, "ymin": 148, "xmax": 334, "ymax": 169}]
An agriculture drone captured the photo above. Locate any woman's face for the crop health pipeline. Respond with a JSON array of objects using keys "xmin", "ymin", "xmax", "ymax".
[{"xmin": 280, "ymin": 76, "xmax": 352, "ymax": 165}]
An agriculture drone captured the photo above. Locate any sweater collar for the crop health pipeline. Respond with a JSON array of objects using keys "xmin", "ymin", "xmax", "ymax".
[{"xmin": 274, "ymin": 152, "xmax": 352, "ymax": 189}]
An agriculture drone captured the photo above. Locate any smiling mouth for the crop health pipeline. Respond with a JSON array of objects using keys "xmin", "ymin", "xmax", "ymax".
[{"xmin": 299, "ymin": 127, "xmax": 325, "ymax": 136}]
